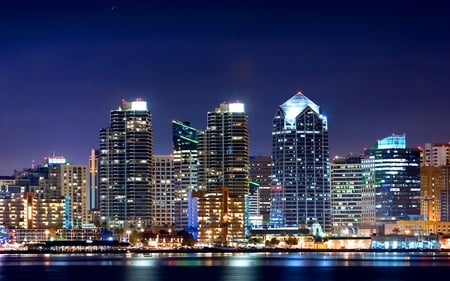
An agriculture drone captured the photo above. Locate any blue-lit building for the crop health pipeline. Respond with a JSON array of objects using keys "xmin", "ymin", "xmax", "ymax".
[
  {"xmin": 172, "ymin": 120, "xmax": 198, "ymax": 236},
  {"xmin": 0, "ymin": 226, "xmax": 7, "ymax": 244},
  {"xmin": 362, "ymin": 134, "xmax": 421, "ymax": 223},
  {"xmin": 270, "ymin": 92, "xmax": 331, "ymax": 232}
]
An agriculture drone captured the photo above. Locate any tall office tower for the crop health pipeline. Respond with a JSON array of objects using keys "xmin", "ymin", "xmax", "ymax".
[
  {"xmin": 363, "ymin": 134, "xmax": 421, "ymax": 223},
  {"xmin": 422, "ymin": 142, "xmax": 450, "ymax": 167},
  {"xmin": 172, "ymin": 120, "xmax": 198, "ymax": 232},
  {"xmin": 88, "ymin": 149, "xmax": 99, "ymax": 211},
  {"xmin": 331, "ymin": 155, "xmax": 363, "ymax": 234},
  {"xmin": 270, "ymin": 92, "xmax": 331, "ymax": 232},
  {"xmin": 360, "ymin": 158, "xmax": 377, "ymax": 227},
  {"xmin": 152, "ymin": 155, "xmax": 174, "ymax": 227},
  {"xmin": 98, "ymin": 99, "xmax": 153, "ymax": 230},
  {"xmin": 249, "ymin": 156, "xmax": 272, "ymax": 225},
  {"xmin": 197, "ymin": 101, "xmax": 249, "ymax": 243}
]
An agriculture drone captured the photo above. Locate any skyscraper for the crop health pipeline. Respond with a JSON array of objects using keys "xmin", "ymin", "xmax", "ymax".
[
  {"xmin": 363, "ymin": 134, "xmax": 420, "ymax": 223},
  {"xmin": 249, "ymin": 156, "xmax": 272, "ymax": 225},
  {"xmin": 98, "ymin": 99, "xmax": 153, "ymax": 230},
  {"xmin": 152, "ymin": 155, "xmax": 174, "ymax": 227},
  {"xmin": 270, "ymin": 92, "xmax": 331, "ymax": 232},
  {"xmin": 172, "ymin": 120, "xmax": 198, "ymax": 232},
  {"xmin": 198, "ymin": 102, "xmax": 249, "ymax": 194},
  {"xmin": 88, "ymin": 149, "xmax": 99, "ymax": 211},
  {"xmin": 196, "ymin": 101, "xmax": 249, "ymax": 243},
  {"xmin": 331, "ymin": 155, "xmax": 364, "ymax": 234},
  {"xmin": 420, "ymin": 142, "xmax": 450, "ymax": 222}
]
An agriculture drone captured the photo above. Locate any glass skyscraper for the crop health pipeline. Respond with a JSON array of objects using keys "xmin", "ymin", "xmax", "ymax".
[
  {"xmin": 172, "ymin": 120, "xmax": 198, "ymax": 233},
  {"xmin": 363, "ymin": 134, "xmax": 421, "ymax": 222},
  {"xmin": 270, "ymin": 92, "xmax": 331, "ymax": 232},
  {"xmin": 98, "ymin": 99, "xmax": 153, "ymax": 230}
]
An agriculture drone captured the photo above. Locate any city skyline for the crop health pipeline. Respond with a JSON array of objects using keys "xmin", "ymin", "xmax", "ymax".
[{"xmin": 1, "ymin": 1, "xmax": 450, "ymax": 174}]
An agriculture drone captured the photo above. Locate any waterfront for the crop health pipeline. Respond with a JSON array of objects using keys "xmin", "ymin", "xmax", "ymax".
[{"xmin": 1, "ymin": 251, "xmax": 450, "ymax": 281}]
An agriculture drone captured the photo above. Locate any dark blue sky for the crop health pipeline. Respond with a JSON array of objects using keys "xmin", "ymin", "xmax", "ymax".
[{"xmin": 1, "ymin": 0, "xmax": 449, "ymax": 174}]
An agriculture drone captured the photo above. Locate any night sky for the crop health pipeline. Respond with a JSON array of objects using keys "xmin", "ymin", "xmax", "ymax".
[{"xmin": 1, "ymin": 0, "xmax": 449, "ymax": 175}]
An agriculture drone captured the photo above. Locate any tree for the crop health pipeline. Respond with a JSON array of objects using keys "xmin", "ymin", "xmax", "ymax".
[
  {"xmin": 177, "ymin": 230, "xmax": 195, "ymax": 247},
  {"xmin": 285, "ymin": 235, "xmax": 298, "ymax": 247},
  {"xmin": 269, "ymin": 237, "xmax": 279, "ymax": 247}
]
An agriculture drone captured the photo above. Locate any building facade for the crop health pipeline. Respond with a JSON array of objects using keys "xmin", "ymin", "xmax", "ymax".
[
  {"xmin": 197, "ymin": 102, "xmax": 249, "ymax": 194},
  {"xmin": 172, "ymin": 120, "xmax": 198, "ymax": 232},
  {"xmin": 152, "ymin": 155, "xmax": 174, "ymax": 227},
  {"xmin": 55, "ymin": 164, "xmax": 88, "ymax": 228},
  {"xmin": 249, "ymin": 156, "xmax": 272, "ymax": 226},
  {"xmin": 420, "ymin": 166, "xmax": 442, "ymax": 221},
  {"xmin": 422, "ymin": 142, "xmax": 450, "ymax": 167},
  {"xmin": 331, "ymin": 155, "xmax": 363, "ymax": 234},
  {"xmin": 270, "ymin": 92, "xmax": 331, "ymax": 231},
  {"xmin": 197, "ymin": 101, "xmax": 249, "ymax": 242},
  {"xmin": 89, "ymin": 149, "xmax": 99, "ymax": 211},
  {"xmin": 194, "ymin": 187, "xmax": 246, "ymax": 246},
  {"xmin": 363, "ymin": 134, "xmax": 421, "ymax": 223},
  {"xmin": 98, "ymin": 99, "xmax": 153, "ymax": 230},
  {"xmin": 419, "ymin": 142, "xmax": 450, "ymax": 222}
]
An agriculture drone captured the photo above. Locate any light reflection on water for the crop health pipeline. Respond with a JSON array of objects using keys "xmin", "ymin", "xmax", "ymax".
[
  {"xmin": 2, "ymin": 252, "xmax": 450, "ymax": 281},
  {"xmin": 1, "ymin": 251, "xmax": 450, "ymax": 267}
]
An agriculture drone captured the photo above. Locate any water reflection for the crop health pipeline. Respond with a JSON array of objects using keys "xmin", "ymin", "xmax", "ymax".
[
  {"xmin": 1, "ymin": 251, "xmax": 450, "ymax": 267},
  {"xmin": 2, "ymin": 252, "xmax": 450, "ymax": 281}
]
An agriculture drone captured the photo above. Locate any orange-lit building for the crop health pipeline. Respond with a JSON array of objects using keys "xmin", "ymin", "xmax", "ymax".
[{"xmin": 194, "ymin": 187, "xmax": 246, "ymax": 246}]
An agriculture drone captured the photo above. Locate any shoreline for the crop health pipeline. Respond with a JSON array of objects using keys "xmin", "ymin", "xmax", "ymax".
[{"xmin": 1, "ymin": 247, "xmax": 449, "ymax": 255}]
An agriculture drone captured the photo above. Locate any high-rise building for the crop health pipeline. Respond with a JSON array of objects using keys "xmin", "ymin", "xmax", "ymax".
[
  {"xmin": 249, "ymin": 156, "xmax": 272, "ymax": 226},
  {"xmin": 270, "ymin": 92, "xmax": 331, "ymax": 232},
  {"xmin": 197, "ymin": 101, "xmax": 249, "ymax": 243},
  {"xmin": 440, "ymin": 166, "xmax": 450, "ymax": 221},
  {"xmin": 88, "ymin": 149, "xmax": 99, "ymax": 211},
  {"xmin": 360, "ymin": 157, "xmax": 377, "ymax": 227},
  {"xmin": 37, "ymin": 155, "xmax": 88, "ymax": 228},
  {"xmin": 420, "ymin": 142, "xmax": 450, "ymax": 222},
  {"xmin": 152, "ymin": 155, "xmax": 174, "ymax": 227},
  {"xmin": 331, "ymin": 155, "xmax": 364, "ymax": 234},
  {"xmin": 422, "ymin": 142, "xmax": 450, "ymax": 167},
  {"xmin": 53, "ymin": 164, "xmax": 88, "ymax": 228},
  {"xmin": 98, "ymin": 99, "xmax": 153, "ymax": 230},
  {"xmin": 198, "ymin": 102, "xmax": 249, "ymax": 194},
  {"xmin": 363, "ymin": 134, "xmax": 421, "ymax": 223},
  {"xmin": 172, "ymin": 120, "xmax": 198, "ymax": 232},
  {"xmin": 420, "ymin": 166, "xmax": 441, "ymax": 221}
]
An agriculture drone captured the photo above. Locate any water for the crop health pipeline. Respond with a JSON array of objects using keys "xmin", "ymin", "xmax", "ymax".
[{"xmin": 1, "ymin": 251, "xmax": 450, "ymax": 281}]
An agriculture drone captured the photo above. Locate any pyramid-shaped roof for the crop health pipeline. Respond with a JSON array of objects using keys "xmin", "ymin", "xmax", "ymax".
[{"xmin": 280, "ymin": 91, "xmax": 320, "ymax": 120}]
